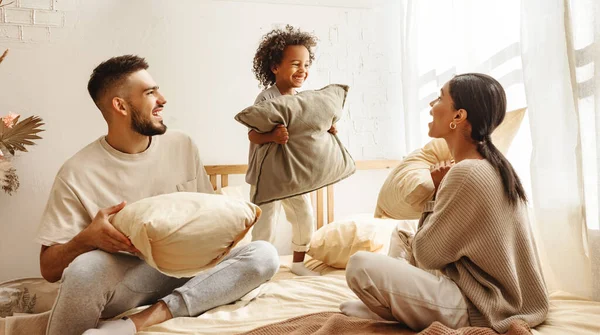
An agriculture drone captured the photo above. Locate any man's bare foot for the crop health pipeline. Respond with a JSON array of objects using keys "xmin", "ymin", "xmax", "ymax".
[{"xmin": 128, "ymin": 300, "xmax": 173, "ymax": 331}]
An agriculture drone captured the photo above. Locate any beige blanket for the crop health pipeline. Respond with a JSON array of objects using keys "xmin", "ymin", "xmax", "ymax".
[
  {"xmin": 239, "ymin": 312, "xmax": 533, "ymax": 335},
  {"xmin": 235, "ymin": 84, "xmax": 356, "ymax": 205}
]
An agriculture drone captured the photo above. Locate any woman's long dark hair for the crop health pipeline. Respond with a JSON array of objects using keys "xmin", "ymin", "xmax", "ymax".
[{"xmin": 449, "ymin": 73, "xmax": 527, "ymax": 205}]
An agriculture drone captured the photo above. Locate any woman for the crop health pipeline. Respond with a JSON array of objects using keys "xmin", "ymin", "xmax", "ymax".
[{"xmin": 340, "ymin": 73, "xmax": 549, "ymax": 332}]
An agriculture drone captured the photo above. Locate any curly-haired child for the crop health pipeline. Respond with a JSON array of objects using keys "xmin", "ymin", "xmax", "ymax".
[{"xmin": 247, "ymin": 25, "xmax": 335, "ymax": 276}]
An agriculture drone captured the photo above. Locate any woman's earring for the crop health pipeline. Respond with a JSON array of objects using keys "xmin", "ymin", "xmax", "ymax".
[{"xmin": 449, "ymin": 122, "xmax": 457, "ymax": 130}]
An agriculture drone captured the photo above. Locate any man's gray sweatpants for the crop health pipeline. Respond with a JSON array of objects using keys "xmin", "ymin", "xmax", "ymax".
[{"xmin": 46, "ymin": 241, "xmax": 279, "ymax": 335}]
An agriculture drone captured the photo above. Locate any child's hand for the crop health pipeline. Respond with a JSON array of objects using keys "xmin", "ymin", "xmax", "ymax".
[
  {"xmin": 328, "ymin": 124, "xmax": 337, "ymax": 135},
  {"xmin": 270, "ymin": 124, "xmax": 289, "ymax": 144}
]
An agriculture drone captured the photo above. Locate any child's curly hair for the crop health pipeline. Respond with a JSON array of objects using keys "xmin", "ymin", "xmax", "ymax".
[{"xmin": 253, "ymin": 25, "xmax": 318, "ymax": 89}]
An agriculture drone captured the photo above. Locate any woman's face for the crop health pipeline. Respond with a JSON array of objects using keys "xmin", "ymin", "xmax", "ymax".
[{"xmin": 428, "ymin": 82, "xmax": 457, "ymax": 138}]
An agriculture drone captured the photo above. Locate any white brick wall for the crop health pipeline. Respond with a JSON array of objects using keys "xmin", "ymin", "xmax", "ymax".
[
  {"xmin": 34, "ymin": 10, "xmax": 62, "ymax": 26},
  {"xmin": 5, "ymin": 8, "xmax": 32, "ymax": 24},
  {"xmin": 0, "ymin": 0, "xmax": 63, "ymax": 42},
  {"xmin": 20, "ymin": 0, "xmax": 52, "ymax": 10},
  {"xmin": 22, "ymin": 25, "xmax": 49, "ymax": 41},
  {"xmin": 313, "ymin": 9, "xmax": 397, "ymax": 159},
  {"xmin": 0, "ymin": 24, "xmax": 20, "ymax": 39}
]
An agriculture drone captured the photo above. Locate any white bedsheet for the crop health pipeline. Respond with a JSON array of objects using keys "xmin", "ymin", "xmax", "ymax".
[{"xmin": 2, "ymin": 256, "xmax": 599, "ymax": 335}]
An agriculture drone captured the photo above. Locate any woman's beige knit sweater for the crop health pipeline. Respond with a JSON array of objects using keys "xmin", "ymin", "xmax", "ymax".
[{"xmin": 413, "ymin": 159, "xmax": 549, "ymax": 332}]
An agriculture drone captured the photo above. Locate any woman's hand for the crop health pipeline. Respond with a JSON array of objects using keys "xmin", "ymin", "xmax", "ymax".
[{"xmin": 430, "ymin": 160, "xmax": 454, "ymax": 194}]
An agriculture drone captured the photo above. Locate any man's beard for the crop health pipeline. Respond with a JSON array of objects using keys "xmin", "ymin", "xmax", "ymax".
[{"xmin": 129, "ymin": 103, "xmax": 167, "ymax": 136}]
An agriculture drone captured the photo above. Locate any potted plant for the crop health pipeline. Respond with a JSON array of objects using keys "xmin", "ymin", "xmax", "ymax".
[{"xmin": 0, "ymin": 49, "xmax": 45, "ymax": 195}]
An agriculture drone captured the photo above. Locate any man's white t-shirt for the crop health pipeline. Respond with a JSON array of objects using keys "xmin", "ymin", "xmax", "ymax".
[{"xmin": 36, "ymin": 130, "xmax": 214, "ymax": 246}]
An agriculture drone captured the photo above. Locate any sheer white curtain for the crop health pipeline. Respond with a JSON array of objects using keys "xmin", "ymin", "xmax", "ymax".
[{"xmin": 521, "ymin": 0, "xmax": 599, "ymax": 300}]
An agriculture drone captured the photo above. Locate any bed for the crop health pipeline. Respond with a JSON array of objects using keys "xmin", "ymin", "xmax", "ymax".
[{"xmin": 1, "ymin": 160, "xmax": 599, "ymax": 335}]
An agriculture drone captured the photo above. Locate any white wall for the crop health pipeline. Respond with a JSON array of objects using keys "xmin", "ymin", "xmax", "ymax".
[{"xmin": 0, "ymin": 0, "xmax": 403, "ymax": 282}]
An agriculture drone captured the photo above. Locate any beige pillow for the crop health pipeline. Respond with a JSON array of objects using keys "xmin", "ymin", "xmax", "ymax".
[
  {"xmin": 307, "ymin": 217, "xmax": 399, "ymax": 269},
  {"xmin": 234, "ymin": 84, "xmax": 356, "ymax": 205},
  {"xmin": 375, "ymin": 107, "xmax": 526, "ymax": 220},
  {"xmin": 112, "ymin": 192, "xmax": 261, "ymax": 278}
]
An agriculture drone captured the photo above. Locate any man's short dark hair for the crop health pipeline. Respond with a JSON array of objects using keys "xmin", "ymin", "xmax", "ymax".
[{"xmin": 87, "ymin": 55, "xmax": 149, "ymax": 105}]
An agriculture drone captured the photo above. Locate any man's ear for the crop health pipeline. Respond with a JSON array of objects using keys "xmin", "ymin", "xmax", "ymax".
[{"xmin": 112, "ymin": 97, "xmax": 128, "ymax": 116}]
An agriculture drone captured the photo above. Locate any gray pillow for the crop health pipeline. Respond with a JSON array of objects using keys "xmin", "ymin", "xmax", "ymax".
[{"xmin": 235, "ymin": 84, "xmax": 356, "ymax": 205}]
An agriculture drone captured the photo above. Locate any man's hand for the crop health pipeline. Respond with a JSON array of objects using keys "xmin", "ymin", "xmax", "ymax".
[
  {"xmin": 328, "ymin": 124, "xmax": 337, "ymax": 135},
  {"xmin": 430, "ymin": 160, "xmax": 454, "ymax": 194},
  {"xmin": 270, "ymin": 124, "xmax": 289, "ymax": 144},
  {"xmin": 78, "ymin": 201, "xmax": 138, "ymax": 253}
]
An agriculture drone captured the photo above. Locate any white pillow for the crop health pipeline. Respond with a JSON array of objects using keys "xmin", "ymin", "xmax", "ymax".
[
  {"xmin": 307, "ymin": 217, "xmax": 400, "ymax": 269},
  {"xmin": 112, "ymin": 192, "xmax": 260, "ymax": 278}
]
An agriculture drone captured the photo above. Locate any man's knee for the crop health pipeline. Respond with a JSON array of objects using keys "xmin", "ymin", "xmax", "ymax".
[
  {"xmin": 62, "ymin": 250, "xmax": 118, "ymax": 288},
  {"xmin": 246, "ymin": 241, "xmax": 279, "ymax": 281}
]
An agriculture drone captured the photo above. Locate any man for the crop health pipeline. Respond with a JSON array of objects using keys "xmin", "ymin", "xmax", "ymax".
[{"xmin": 37, "ymin": 55, "xmax": 279, "ymax": 335}]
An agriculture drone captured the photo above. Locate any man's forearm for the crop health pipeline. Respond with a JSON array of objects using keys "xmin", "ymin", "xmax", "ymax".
[{"xmin": 40, "ymin": 232, "xmax": 95, "ymax": 283}]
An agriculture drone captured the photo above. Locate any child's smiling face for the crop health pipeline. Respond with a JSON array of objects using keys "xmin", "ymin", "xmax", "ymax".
[{"xmin": 272, "ymin": 45, "xmax": 311, "ymax": 90}]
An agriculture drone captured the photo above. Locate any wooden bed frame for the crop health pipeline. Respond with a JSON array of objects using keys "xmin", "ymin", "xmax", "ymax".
[{"xmin": 204, "ymin": 160, "xmax": 400, "ymax": 229}]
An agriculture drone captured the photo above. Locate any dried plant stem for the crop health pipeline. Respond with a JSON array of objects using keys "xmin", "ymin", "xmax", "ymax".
[{"xmin": 0, "ymin": 49, "xmax": 7, "ymax": 65}]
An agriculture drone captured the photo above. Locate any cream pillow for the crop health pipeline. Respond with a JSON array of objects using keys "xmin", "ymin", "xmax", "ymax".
[
  {"xmin": 218, "ymin": 185, "xmax": 253, "ymax": 249},
  {"xmin": 375, "ymin": 107, "xmax": 526, "ymax": 220},
  {"xmin": 307, "ymin": 217, "xmax": 399, "ymax": 269},
  {"xmin": 112, "ymin": 192, "xmax": 261, "ymax": 278}
]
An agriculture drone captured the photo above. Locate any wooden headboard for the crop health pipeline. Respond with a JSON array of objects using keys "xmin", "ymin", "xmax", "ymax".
[{"xmin": 204, "ymin": 160, "xmax": 400, "ymax": 229}]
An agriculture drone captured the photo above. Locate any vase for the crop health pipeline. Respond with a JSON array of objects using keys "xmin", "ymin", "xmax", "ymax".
[{"xmin": 0, "ymin": 143, "xmax": 11, "ymax": 161}]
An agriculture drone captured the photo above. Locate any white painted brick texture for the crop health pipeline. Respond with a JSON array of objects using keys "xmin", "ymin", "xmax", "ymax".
[
  {"xmin": 34, "ymin": 10, "xmax": 62, "ymax": 26},
  {"xmin": 5, "ymin": 8, "xmax": 33, "ymax": 24},
  {"xmin": 315, "ymin": 8, "xmax": 396, "ymax": 159},
  {"xmin": 0, "ymin": 0, "xmax": 64, "ymax": 41},
  {"xmin": 0, "ymin": 24, "xmax": 20, "ymax": 39},
  {"xmin": 22, "ymin": 25, "xmax": 49, "ymax": 41},
  {"xmin": 20, "ymin": 0, "xmax": 52, "ymax": 10}
]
